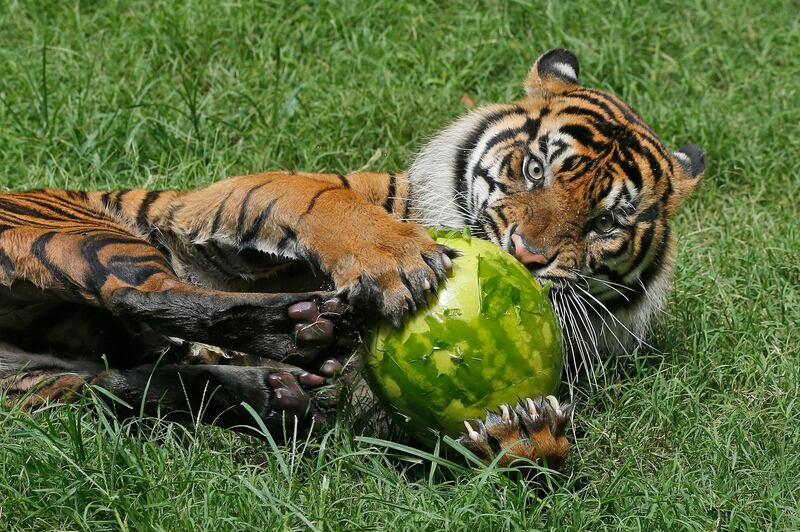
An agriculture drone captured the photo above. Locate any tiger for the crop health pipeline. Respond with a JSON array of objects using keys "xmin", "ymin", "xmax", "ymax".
[{"xmin": 0, "ymin": 49, "xmax": 703, "ymax": 470}]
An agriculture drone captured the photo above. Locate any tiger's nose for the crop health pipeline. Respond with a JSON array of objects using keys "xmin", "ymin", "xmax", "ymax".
[{"xmin": 511, "ymin": 234, "xmax": 550, "ymax": 268}]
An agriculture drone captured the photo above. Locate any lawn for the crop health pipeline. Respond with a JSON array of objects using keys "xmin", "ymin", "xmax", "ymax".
[{"xmin": 1, "ymin": 0, "xmax": 799, "ymax": 529}]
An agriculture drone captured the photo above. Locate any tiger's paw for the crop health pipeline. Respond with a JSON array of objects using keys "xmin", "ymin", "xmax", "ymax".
[
  {"xmin": 284, "ymin": 298, "xmax": 358, "ymax": 366},
  {"xmin": 459, "ymin": 396, "xmax": 573, "ymax": 471},
  {"xmin": 331, "ymin": 221, "xmax": 455, "ymax": 326}
]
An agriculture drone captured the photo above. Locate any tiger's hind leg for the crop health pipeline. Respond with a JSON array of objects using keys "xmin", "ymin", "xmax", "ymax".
[
  {"xmin": 0, "ymin": 341, "xmax": 102, "ymax": 405},
  {"xmin": 0, "ymin": 341, "xmax": 340, "ymax": 437},
  {"xmin": 0, "ymin": 216, "xmax": 347, "ymax": 367}
]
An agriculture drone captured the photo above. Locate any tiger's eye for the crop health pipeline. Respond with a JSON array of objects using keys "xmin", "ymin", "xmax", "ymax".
[
  {"xmin": 524, "ymin": 156, "xmax": 544, "ymax": 182},
  {"xmin": 593, "ymin": 212, "xmax": 616, "ymax": 233}
]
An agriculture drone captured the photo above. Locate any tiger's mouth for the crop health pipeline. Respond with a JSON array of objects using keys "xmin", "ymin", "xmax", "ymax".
[
  {"xmin": 471, "ymin": 204, "xmax": 647, "ymax": 315},
  {"xmin": 499, "ymin": 223, "xmax": 580, "ymax": 286}
]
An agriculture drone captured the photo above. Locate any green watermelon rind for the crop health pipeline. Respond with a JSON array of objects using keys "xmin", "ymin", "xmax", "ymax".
[{"xmin": 362, "ymin": 229, "xmax": 563, "ymax": 444}]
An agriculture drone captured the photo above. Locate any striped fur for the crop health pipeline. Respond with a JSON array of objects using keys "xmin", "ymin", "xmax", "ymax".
[
  {"xmin": 0, "ymin": 49, "xmax": 702, "ymax": 465},
  {"xmin": 410, "ymin": 49, "xmax": 704, "ymax": 376}
]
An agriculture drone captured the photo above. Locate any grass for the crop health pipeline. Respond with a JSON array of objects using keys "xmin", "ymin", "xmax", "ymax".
[{"xmin": 1, "ymin": 0, "xmax": 799, "ymax": 529}]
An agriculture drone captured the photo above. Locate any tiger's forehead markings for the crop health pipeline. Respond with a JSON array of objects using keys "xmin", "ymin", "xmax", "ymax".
[
  {"xmin": 465, "ymin": 113, "xmax": 531, "ymax": 183},
  {"xmin": 603, "ymin": 182, "xmax": 625, "ymax": 210},
  {"xmin": 532, "ymin": 92, "xmax": 671, "ymax": 191}
]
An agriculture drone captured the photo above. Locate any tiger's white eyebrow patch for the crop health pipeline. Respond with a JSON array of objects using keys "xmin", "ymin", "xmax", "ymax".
[
  {"xmin": 674, "ymin": 151, "xmax": 691, "ymax": 165},
  {"xmin": 552, "ymin": 62, "xmax": 578, "ymax": 82},
  {"xmin": 604, "ymin": 183, "xmax": 623, "ymax": 209}
]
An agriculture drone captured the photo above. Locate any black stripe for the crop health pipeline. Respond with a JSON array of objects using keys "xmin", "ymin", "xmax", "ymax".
[
  {"xmin": 29, "ymin": 192, "xmax": 107, "ymax": 221},
  {"xmin": 571, "ymin": 91, "xmax": 674, "ymax": 182},
  {"xmin": 99, "ymin": 237, "xmax": 174, "ymax": 288},
  {"xmin": 616, "ymin": 149, "xmax": 644, "ymax": 189},
  {"xmin": 482, "ymin": 212, "xmax": 501, "ymax": 242},
  {"xmin": 66, "ymin": 190, "xmax": 89, "ymax": 201},
  {"xmin": 637, "ymin": 202, "xmax": 660, "ymax": 223},
  {"xmin": 241, "ymin": 197, "xmax": 279, "ymax": 244},
  {"xmin": 31, "ymin": 232, "xmax": 77, "ymax": 293},
  {"xmin": 481, "ymin": 116, "xmax": 543, "ymax": 157},
  {"xmin": 305, "ymin": 186, "xmax": 339, "ymax": 214},
  {"xmin": 642, "ymin": 145, "xmax": 665, "ymax": 184},
  {"xmin": 0, "ymin": 198, "xmax": 74, "ymax": 224},
  {"xmin": 588, "ymin": 91, "xmax": 671, "ymax": 162},
  {"xmin": 136, "ymin": 191, "xmax": 162, "ymax": 229},
  {"xmin": 602, "ymin": 225, "xmax": 670, "ymax": 311},
  {"xmin": 589, "ymin": 171, "xmax": 614, "ymax": 210},
  {"xmin": 639, "ymin": 226, "xmax": 670, "ymax": 285},
  {"xmin": 80, "ymin": 234, "xmax": 158, "ymax": 295},
  {"xmin": 454, "ymin": 107, "xmax": 525, "ymax": 218},
  {"xmin": 567, "ymin": 93, "xmax": 620, "ymax": 124},
  {"xmin": 107, "ymin": 254, "xmax": 170, "ymax": 266},
  {"xmin": 0, "ymin": 248, "xmax": 15, "ymax": 280},
  {"xmin": 494, "ymin": 207, "xmax": 508, "ymax": 226},
  {"xmin": 111, "ymin": 190, "xmax": 130, "ymax": 213},
  {"xmin": 559, "ymin": 124, "xmax": 602, "ymax": 150},
  {"xmin": 600, "ymin": 239, "xmax": 631, "ymax": 261},
  {"xmin": 498, "ymin": 152, "xmax": 514, "ymax": 176},
  {"xmin": 549, "ymin": 139, "xmax": 569, "ymax": 162},
  {"xmin": 276, "ymin": 225, "xmax": 297, "ymax": 251},
  {"xmin": 481, "ymin": 127, "xmax": 522, "ymax": 156},
  {"xmin": 0, "ymin": 212, "xmax": 24, "ymax": 226},
  {"xmin": 627, "ymin": 224, "xmax": 656, "ymax": 274},
  {"xmin": 578, "ymin": 90, "xmax": 648, "ymax": 132},
  {"xmin": 112, "ymin": 264, "xmax": 170, "ymax": 287},
  {"xmin": 561, "ymin": 155, "xmax": 591, "ymax": 181},
  {"xmin": 336, "ymin": 174, "xmax": 351, "ymax": 188},
  {"xmin": 100, "ymin": 192, "xmax": 113, "ymax": 211},
  {"xmin": 473, "ymin": 167, "xmax": 497, "ymax": 195},
  {"xmin": 194, "ymin": 241, "xmax": 238, "ymax": 278},
  {"xmin": 197, "ymin": 189, "xmax": 236, "ymax": 242},
  {"xmin": 538, "ymin": 133, "xmax": 550, "ymax": 158},
  {"xmin": 560, "ymin": 105, "xmax": 611, "ymax": 124},
  {"xmin": 2, "ymin": 195, "xmax": 90, "ymax": 222},
  {"xmin": 383, "ymin": 173, "xmax": 396, "ymax": 213},
  {"xmin": 236, "ymin": 184, "xmax": 267, "ymax": 235}
]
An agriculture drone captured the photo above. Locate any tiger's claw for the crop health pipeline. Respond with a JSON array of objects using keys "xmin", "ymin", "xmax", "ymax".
[{"xmin": 458, "ymin": 395, "xmax": 573, "ymax": 471}]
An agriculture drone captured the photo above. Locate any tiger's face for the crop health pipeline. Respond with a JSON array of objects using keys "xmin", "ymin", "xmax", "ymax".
[{"xmin": 409, "ymin": 49, "xmax": 705, "ymax": 366}]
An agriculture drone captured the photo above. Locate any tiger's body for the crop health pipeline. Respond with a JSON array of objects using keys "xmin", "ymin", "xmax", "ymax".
[{"xmin": 0, "ymin": 49, "xmax": 703, "ymax": 469}]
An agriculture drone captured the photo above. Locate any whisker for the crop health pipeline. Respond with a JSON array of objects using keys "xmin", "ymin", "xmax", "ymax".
[
  {"xmin": 572, "ymin": 270, "xmax": 634, "ymax": 301},
  {"xmin": 554, "ymin": 290, "xmax": 579, "ymax": 392},
  {"xmin": 567, "ymin": 285, "xmax": 606, "ymax": 387},
  {"xmin": 562, "ymin": 291, "xmax": 596, "ymax": 387},
  {"xmin": 579, "ymin": 292, "xmax": 629, "ymax": 355},
  {"xmin": 571, "ymin": 269, "xmax": 637, "ymax": 292},
  {"xmin": 573, "ymin": 283, "xmax": 653, "ymax": 350}
]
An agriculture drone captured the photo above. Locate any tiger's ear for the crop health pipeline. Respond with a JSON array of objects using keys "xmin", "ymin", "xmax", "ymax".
[
  {"xmin": 524, "ymin": 48, "xmax": 581, "ymax": 97},
  {"xmin": 672, "ymin": 144, "xmax": 706, "ymax": 201}
]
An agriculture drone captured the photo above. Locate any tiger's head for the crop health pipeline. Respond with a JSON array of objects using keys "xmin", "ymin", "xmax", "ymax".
[{"xmin": 409, "ymin": 49, "xmax": 704, "ymax": 371}]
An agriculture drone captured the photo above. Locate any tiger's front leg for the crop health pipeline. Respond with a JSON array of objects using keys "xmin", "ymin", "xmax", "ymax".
[{"xmin": 160, "ymin": 173, "xmax": 455, "ymax": 326}]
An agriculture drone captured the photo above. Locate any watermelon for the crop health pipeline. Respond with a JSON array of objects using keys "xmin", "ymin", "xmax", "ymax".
[{"xmin": 362, "ymin": 229, "xmax": 563, "ymax": 445}]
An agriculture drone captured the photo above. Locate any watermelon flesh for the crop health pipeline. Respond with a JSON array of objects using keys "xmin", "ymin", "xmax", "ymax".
[{"xmin": 362, "ymin": 229, "xmax": 563, "ymax": 445}]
